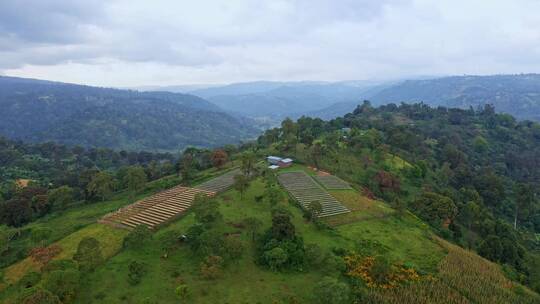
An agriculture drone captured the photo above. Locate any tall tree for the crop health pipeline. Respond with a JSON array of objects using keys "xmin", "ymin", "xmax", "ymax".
[
  {"xmin": 48, "ymin": 186, "xmax": 74, "ymax": 210},
  {"xmin": 211, "ymin": 150, "xmax": 228, "ymax": 169},
  {"xmin": 87, "ymin": 172, "xmax": 115, "ymax": 201},
  {"xmin": 240, "ymin": 152, "xmax": 256, "ymax": 177},
  {"xmin": 123, "ymin": 166, "xmax": 147, "ymax": 201},
  {"xmin": 233, "ymin": 174, "xmax": 250, "ymax": 200}
]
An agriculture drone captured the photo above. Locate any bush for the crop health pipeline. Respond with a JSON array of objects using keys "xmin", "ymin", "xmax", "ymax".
[
  {"xmin": 158, "ymin": 230, "xmax": 180, "ymax": 254},
  {"xmin": 263, "ymin": 247, "xmax": 288, "ymax": 271},
  {"xmin": 312, "ymin": 276, "xmax": 350, "ymax": 304},
  {"xmin": 305, "ymin": 244, "xmax": 325, "ymax": 268},
  {"xmin": 200, "ymin": 255, "xmax": 224, "ymax": 280},
  {"xmin": 175, "ymin": 284, "xmax": 190, "ymax": 300},
  {"xmin": 123, "ymin": 225, "xmax": 152, "ymax": 249},
  {"xmin": 127, "ymin": 260, "xmax": 147, "ymax": 285},
  {"xmin": 19, "ymin": 271, "xmax": 41, "ymax": 289},
  {"xmin": 19, "ymin": 288, "xmax": 61, "ymax": 304},
  {"xmin": 73, "ymin": 237, "xmax": 103, "ymax": 272}
]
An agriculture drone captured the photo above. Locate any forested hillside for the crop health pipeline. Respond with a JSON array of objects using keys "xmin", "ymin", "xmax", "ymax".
[
  {"xmin": 370, "ymin": 74, "xmax": 540, "ymax": 121},
  {"xmin": 0, "ymin": 77, "xmax": 258, "ymax": 151},
  {"xmin": 259, "ymin": 101, "xmax": 540, "ymax": 292}
]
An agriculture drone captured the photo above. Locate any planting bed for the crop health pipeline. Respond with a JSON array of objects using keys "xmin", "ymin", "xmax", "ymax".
[
  {"xmin": 195, "ymin": 168, "xmax": 241, "ymax": 193},
  {"xmin": 100, "ymin": 185, "xmax": 215, "ymax": 230},
  {"xmin": 278, "ymin": 171, "xmax": 350, "ymax": 217},
  {"xmin": 314, "ymin": 175, "xmax": 352, "ymax": 190}
]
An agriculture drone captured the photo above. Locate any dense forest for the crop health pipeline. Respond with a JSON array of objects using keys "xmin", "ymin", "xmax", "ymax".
[
  {"xmin": 0, "ymin": 76, "xmax": 258, "ymax": 151},
  {"xmin": 258, "ymin": 101, "xmax": 540, "ymax": 291}
]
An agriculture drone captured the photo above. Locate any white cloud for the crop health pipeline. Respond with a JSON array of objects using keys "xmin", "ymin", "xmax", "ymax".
[{"xmin": 2, "ymin": 0, "xmax": 540, "ymax": 86}]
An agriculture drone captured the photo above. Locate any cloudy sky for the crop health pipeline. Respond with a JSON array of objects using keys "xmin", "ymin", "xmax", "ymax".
[{"xmin": 1, "ymin": 0, "xmax": 540, "ymax": 87}]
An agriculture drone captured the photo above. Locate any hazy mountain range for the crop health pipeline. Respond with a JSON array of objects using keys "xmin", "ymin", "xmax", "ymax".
[
  {"xmin": 0, "ymin": 76, "xmax": 258, "ymax": 151},
  {"xmin": 3, "ymin": 74, "xmax": 540, "ymax": 151}
]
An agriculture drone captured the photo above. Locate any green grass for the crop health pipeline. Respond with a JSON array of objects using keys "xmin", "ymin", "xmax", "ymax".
[
  {"xmin": 69, "ymin": 178, "xmax": 449, "ymax": 303},
  {"xmin": 73, "ymin": 179, "xmax": 345, "ymax": 304},
  {"xmin": 337, "ymin": 214, "xmax": 445, "ymax": 273},
  {"xmin": 324, "ymin": 190, "xmax": 394, "ymax": 226},
  {"xmin": 2, "ymin": 165, "xmax": 504, "ymax": 303}
]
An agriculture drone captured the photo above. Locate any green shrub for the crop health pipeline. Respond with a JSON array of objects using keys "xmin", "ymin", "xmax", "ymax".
[
  {"xmin": 127, "ymin": 260, "xmax": 146, "ymax": 285},
  {"xmin": 123, "ymin": 225, "xmax": 152, "ymax": 249},
  {"xmin": 73, "ymin": 237, "xmax": 103, "ymax": 272},
  {"xmin": 312, "ymin": 276, "xmax": 350, "ymax": 304},
  {"xmin": 19, "ymin": 287, "xmax": 61, "ymax": 304},
  {"xmin": 19, "ymin": 271, "xmax": 41, "ymax": 289}
]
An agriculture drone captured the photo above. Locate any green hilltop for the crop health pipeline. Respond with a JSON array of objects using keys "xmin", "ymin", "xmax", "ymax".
[{"xmin": 1, "ymin": 102, "xmax": 540, "ymax": 303}]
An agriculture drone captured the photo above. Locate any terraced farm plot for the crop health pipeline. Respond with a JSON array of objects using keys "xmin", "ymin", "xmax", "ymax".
[
  {"xmin": 100, "ymin": 185, "xmax": 215, "ymax": 230},
  {"xmin": 314, "ymin": 175, "xmax": 352, "ymax": 190},
  {"xmin": 195, "ymin": 168, "xmax": 241, "ymax": 193},
  {"xmin": 278, "ymin": 171, "xmax": 350, "ymax": 217}
]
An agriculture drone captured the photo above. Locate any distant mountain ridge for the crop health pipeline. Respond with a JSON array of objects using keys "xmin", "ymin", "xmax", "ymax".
[
  {"xmin": 0, "ymin": 76, "xmax": 258, "ymax": 151},
  {"xmin": 369, "ymin": 74, "xmax": 540, "ymax": 121},
  {"xmin": 188, "ymin": 80, "xmax": 392, "ymax": 120}
]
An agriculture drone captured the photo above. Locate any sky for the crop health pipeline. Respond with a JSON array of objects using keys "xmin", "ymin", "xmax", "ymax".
[{"xmin": 1, "ymin": 0, "xmax": 540, "ymax": 87}]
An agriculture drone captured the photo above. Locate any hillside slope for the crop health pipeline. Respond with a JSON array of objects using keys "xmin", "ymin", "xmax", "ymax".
[
  {"xmin": 370, "ymin": 74, "xmax": 540, "ymax": 121},
  {"xmin": 0, "ymin": 76, "xmax": 258, "ymax": 151}
]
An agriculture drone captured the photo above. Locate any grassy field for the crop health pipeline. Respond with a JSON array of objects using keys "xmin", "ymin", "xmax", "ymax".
[
  {"xmin": 324, "ymin": 189, "xmax": 394, "ymax": 226},
  {"xmin": 73, "ymin": 179, "xmax": 343, "ymax": 304},
  {"xmin": 69, "ymin": 177, "xmax": 454, "ymax": 303}
]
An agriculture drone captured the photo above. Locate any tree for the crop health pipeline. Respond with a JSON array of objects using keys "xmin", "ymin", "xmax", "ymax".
[
  {"xmin": 200, "ymin": 255, "xmax": 224, "ymax": 280},
  {"xmin": 47, "ymin": 186, "xmax": 74, "ymax": 210},
  {"xmin": 87, "ymin": 171, "xmax": 115, "ymax": 201},
  {"xmin": 211, "ymin": 150, "xmax": 228, "ymax": 169},
  {"xmin": 123, "ymin": 166, "xmax": 147, "ymax": 201},
  {"xmin": 310, "ymin": 143, "xmax": 323, "ymax": 168},
  {"xmin": 264, "ymin": 186, "xmax": 282, "ymax": 206},
  {"xmin": 73, "ymin": 237, "xmax": 103, "ymax": 272},
  {"xmin": 307, "ymin": 201, "xmax": 323, "ymax": 220},
  {"xmin": 127, "ymin": 260, "xmax": 146, "ymax": 285},
  {"xmin": 123, "ymin": 225, "xmax": 153, "ymax": 249},
  {"xmin": 0, "ymin": 198, "xmax": 33, "ymax": 227},
  {"xmin": 312, "ymin": 276, "xmax": 350, "ymax": 304},
  {"xmin": 271, "ymin": 211, "xmax": 295, "ymax": 241},
  {"xmin": 192, "ymin": 194, "xmax": 222, "ymax": 225},
  {"xmin": 240, "ymin": 152, "xmax": 256, "ymax": 177},
  {"xmin": 514, "ymin": 183, "xmax": 535, "ymax": 229},
  {"xmin": 243, "ymin": 217, "xmax": 263, "ymax": 241},
  {"xmin": 233, "ymin": 174, "xmax": 250, "ymax": 200},
  {"xmin": 180, "ymin": 152, "xmax": 196, "ymax": 185},
  {"xmin": 410, "ymin": 192, "xmax": 458, "ymax": 227}
]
